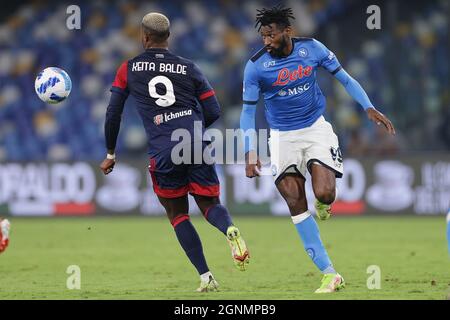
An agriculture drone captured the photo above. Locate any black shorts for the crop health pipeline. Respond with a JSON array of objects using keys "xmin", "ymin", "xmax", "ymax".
[{"xmin": 148, "ymin": 143, "xmax": 220, "ymax": 198}]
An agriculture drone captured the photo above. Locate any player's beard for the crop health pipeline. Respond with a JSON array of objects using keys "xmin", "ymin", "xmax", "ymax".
[{"xmin": 269, "ymin": 36, "xmax": 290, "ymax": 58}]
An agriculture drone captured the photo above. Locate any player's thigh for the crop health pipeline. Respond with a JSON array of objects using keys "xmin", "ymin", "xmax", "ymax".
[
  {"xmin": 304, "ymin": 117, "xmax": 343, "ymax": 181},
  {"xmin": 187, "ymin": 162, "xmax": 220, "ymax": 198},
  {"xmin": 310, "ymin": 163, "xmax": 336, "ymax": 199},
  {"xmin": 269, "ymin": 130, "xmax": 306, "ymax": 183},
  {"xmin": 276, "ymin": 173, "xmax": 308, "ymax": 214},
  {"xmin": 157, "ymin": 195, "xmax": 189, "ymax": 221},
  {"xmin": 149, "ymin": 152, "xmax": 189, "ymax": 199}
]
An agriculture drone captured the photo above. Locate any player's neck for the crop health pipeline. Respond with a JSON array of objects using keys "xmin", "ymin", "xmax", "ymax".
[
  {"xmin": 145, "ymin": 41, "xmax": 169, "ymax": 50},
  {"xmin": 282, "ymin": 38, "xmax": 293, "ymax": 57}
]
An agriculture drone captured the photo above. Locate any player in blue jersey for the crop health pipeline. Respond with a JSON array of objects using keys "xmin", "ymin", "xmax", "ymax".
[
  {"xmin": 240, "ymin": 5, "xmax": 395, "ymax": 293},
  {"xmin": 99, "ymin": 12, "xmax": 249, "ymax": 292}
]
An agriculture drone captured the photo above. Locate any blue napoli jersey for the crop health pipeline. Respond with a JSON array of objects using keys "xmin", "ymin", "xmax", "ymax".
[
  {"xmin": 111, "ymin": 48, "xmax": 216, "ymax": 157},
  {"xmin": 243, "ymin": 38, "xmax": 342, "ymax": 131}
]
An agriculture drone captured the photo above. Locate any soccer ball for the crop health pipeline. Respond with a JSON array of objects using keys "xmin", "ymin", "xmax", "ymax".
[{"xmin": 35, "ymin": 67, "xmax": 72, "ymax": 104}]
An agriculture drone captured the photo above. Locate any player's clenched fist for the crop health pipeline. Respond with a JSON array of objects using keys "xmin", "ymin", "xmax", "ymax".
[
  {"xmin": 245, "ymin": 150, "xmax": 261, "ymax": 178},
  {"xmin": 100, "ymin": 158, "xmax": 115, "ymax": 175}
]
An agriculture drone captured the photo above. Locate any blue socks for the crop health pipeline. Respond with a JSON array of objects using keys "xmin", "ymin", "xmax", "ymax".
[
  {"xmin": 172, "ymin": 214, "xmax": 209, "ymax": 275},
  {"xmin": 204, "ymin": 204, "xmax": 233, "ymax": 235},
  {"xmin": 292, "ymin": 211, "xmax": 336, "ymax": 274}
]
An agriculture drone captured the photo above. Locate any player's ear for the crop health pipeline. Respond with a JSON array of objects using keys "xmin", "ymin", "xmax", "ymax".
[{"xmin": 284, "ymin": 25, "xmax": 293, "ymax": 36}]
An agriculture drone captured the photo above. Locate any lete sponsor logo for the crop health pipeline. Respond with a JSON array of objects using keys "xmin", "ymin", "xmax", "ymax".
[{"xmin": 272, "ymin": 65, "xmax": 313, "ymax": 86}]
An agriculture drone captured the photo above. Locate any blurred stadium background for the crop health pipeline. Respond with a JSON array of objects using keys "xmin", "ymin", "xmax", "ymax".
[
  {"xmin": 0, "ymin": 0, "xmax": 447, "ymax": 217},
  {"xmin": 0, "ymin": 0, "xmax": 449, "ymax": 300}
]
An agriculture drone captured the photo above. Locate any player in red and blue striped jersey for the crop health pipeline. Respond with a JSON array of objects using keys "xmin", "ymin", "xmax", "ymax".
[{"xmin": 100, "ymin": 12, "xmax": 249, "ymax": 292}]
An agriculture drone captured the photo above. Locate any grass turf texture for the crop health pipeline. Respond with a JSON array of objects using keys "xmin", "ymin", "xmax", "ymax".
[{"xmin": 0, "ymin": 216, "xmax": 448, "ymax": 300}]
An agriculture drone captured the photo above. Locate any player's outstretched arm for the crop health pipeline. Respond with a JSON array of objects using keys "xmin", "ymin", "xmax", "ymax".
[
  {"xmin": 101, "ymin": 61, "xmax": 129, "ymax": 175},
  {"xmin": 100, "ymin": 90, "xmax": 127, "ymax": 175},
  {"xmin": 366, "ymin": 107, "xmax": 396, "ymax": 135},
  {"xmin": 241, "ymin": 60, "xmax": 261, "ymax": 178},
  {"xmin": 334, "ymin": 68, "xmax": 396, "ymax": 135},
  {"xmin": 199, "ymin": 93, "xmax": 220, "ymax": 128},
  {"xmin": 240, "ymin": 105, "xmax": 261, "ymax": 178},
  {"xmin": 192, "ymin": 63, "xmax": 220, "ymax": 128}
]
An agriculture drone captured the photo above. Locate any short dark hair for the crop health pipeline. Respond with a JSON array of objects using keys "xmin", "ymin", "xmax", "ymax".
[{"xmin": 255, "ymin": 4, "xmax": 295, "ymax": 31}]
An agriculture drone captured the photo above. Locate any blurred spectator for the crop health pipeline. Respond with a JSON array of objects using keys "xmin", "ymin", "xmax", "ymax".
[
  {"xmin": 345, "ymin": 129, "xmax": 370, "ymax": 157},
  {"xmin": 370, "ymin": 124, "xmax": 403, "ymax": 157}
]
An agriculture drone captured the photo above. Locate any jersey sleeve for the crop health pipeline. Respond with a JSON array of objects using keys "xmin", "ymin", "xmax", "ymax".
[
  {"xmin": 313, "ymin": 39, "xmax": 342, "ymax": 75},
  {"xmin": 192, "ymin": 63, "xmax": 215, "ymax": 101},
  {"xmin": 242, "ymin": 60, "xmax": 260, "ymax": 105},
  {"xmin": 192, "ymin": 63, "xmax": 220, "ymax": 127},
  {"xmin": 111, "ymin": 61, "xmax": 129, "ymax": 96}
]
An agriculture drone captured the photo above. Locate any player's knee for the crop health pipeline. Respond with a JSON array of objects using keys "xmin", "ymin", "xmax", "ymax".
[
  {"xmin": 314, "ymin": 186, "xmax": 335, "ymax": 205},
  {"xmin": 167, "ymin": 211, "xmax": 182, "ymax": 223}
]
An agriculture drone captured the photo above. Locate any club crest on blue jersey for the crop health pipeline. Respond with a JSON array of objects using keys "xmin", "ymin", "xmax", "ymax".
[{"xmin": 298, "ymin": 47, "xmax": 308, "ymax": 57}]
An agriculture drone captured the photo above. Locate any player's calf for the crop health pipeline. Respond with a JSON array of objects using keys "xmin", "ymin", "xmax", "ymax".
[
  {"xmin": 202, "ymin": 203, "xmax": 233, "ymax": 235},
  {"xmin": 194, "ymin": 196, "xmax": 250, "ymax": 270}
]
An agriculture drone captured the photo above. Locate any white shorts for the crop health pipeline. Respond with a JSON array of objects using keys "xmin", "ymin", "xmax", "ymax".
[{"xmin": 268, "ymin": 116, "xmax": 343, "ymax": 183}]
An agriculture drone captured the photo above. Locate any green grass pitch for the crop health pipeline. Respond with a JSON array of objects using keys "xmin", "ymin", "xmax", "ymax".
[{"xmin": 0, "ymin": 216, "xmax": 448, "ymax": 300}]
